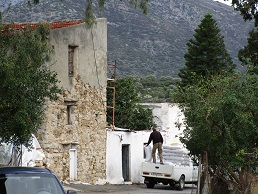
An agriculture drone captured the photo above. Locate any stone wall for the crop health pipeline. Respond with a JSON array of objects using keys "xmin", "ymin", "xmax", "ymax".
[
  {"xmin": 36, "ymin": 18, "xmax": 107, "ymax": 184},
  {"xmin": 37, "ymin": 76, "xmax": 107, "ymax": 183}
]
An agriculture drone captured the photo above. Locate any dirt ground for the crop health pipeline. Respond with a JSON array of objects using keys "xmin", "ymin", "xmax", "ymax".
[{"xmin": 63, "ymin": 183, "xmax": 197, "ymax": 194}]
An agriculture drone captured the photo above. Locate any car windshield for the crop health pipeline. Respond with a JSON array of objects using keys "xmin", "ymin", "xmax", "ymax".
[{"xmin": 0, "ymin": 173, "xmax": 64, "ymax": 194}]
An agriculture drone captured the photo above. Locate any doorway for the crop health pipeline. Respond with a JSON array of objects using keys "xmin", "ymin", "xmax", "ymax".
[
  {"xmin": 69, "ymin": 149, "xmax": 77, "ymax": 181},
  {"xmin": 122, "ymin": 144, "xmax": 130, "ymax": 181}
]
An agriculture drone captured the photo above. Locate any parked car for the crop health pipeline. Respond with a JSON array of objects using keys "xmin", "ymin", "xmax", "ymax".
[{"xmin": 0, "ymin": 166, "xmax": 77, "ymax": 194}]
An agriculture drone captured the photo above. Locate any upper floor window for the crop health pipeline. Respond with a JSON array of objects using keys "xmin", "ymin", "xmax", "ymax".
[{"xmin": 68, "ymin": 45, "xmax": 78, "ymax": 77}]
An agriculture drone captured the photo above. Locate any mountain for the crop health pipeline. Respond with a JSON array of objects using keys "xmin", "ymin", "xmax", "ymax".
[{"xmin": 1, "ymin": 0, "xmax": 254, "ymax": 77}]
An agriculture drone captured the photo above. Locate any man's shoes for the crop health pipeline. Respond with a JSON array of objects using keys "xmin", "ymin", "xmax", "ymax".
[{"xmin": 160, "ymin": 162, "xmax": 164, "ymax": 165}]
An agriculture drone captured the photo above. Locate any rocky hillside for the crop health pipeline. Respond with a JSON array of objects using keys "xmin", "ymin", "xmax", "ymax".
[{"xmin": 1, "ymin": 0, "xmax": 254, "ymax": 77}]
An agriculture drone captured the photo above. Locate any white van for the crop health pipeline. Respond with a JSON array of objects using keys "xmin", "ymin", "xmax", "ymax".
[{"xmin": 140, "ymin": 143, "xmax": 198, "ymax": 190}]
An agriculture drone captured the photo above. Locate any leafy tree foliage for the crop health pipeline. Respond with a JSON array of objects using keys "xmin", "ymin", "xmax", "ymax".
[
  {"xmin": 134, "ymin": 75, "xmax": 179, "ymax": 103},
  {"xmin": 178, "ymin": 13, "xmax": 235, "ymax": 87},
  {"xmin": 238, "ymin": 28, "xmax": 258, "ymax": 75},
  {"xmin": 175, "ymin": 73, "xmax": 258, "ymax": 193},
  {"xmin": 231, "ymin": 0, "xmax": 258, "ymax": 26},
  {"xmin": 175, "ymin": 12, "xmax": 258, "ymax": 194},
  {"xmin": 0, "ymin": 24, "xmax": 61, "ymax": 147},
  {"xmin": 107, "ymin": 76, "xmax": 155, "ymax": 130}
]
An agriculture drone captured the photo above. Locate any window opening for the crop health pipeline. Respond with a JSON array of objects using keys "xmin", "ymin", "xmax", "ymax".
[
  {"xmin": 67, "ymin": 105, "xmax": 72, "ymax": 125},
  {"xmin": 68, "ymin": 45, "xmax": 77, "ymax": 77},
  {"xmin": 65, "ymin": 99, "xmax": 77, "ymax": 125}
]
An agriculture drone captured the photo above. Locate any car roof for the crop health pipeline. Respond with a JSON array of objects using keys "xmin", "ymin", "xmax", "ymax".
[{"xmin": 0, "ymin": 167, "xmax": 53, "ymax": 175}]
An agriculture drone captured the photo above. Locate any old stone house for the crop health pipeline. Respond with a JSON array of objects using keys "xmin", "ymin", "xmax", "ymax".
[
  {"xmin": 37, "ymin": 18, "xmax": 107, "ymax": 184},
  {"xmin": 5, "ymin": 18, "xmax": 108, "ymax": 183}
]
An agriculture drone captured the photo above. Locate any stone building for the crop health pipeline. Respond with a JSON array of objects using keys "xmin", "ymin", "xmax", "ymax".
[{"xmin": 34, "ymin": 18, "xmax": 108, "ymax": 183}]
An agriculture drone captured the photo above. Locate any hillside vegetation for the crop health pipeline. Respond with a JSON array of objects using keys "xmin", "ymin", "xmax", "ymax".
[
  {"xmin": 133, "ymin": 75, "xmax": 179, "ymax": 103},
  {"xmin": 1, "ymin": 0, "xmax": 254, "ymax": 77}
]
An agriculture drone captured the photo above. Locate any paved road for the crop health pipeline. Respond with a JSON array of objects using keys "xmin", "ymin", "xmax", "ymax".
[{"xmin": 64, "ymin": 183, "xmax": 197, "ymax": 194}]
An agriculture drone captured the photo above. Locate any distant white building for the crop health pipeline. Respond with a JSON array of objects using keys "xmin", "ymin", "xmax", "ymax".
[
  {"xmin": 143, "ymin": 103, "xmax": 185, "ymax": 144},
  {"xmin": 105, "ymin": 103, "xmax": 186, "ymax": 184}
]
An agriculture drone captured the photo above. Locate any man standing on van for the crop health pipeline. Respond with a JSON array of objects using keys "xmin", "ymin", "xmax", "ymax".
[{"xmin": 146, "ymin": 128, "xmax": 164, "ymax": 164}]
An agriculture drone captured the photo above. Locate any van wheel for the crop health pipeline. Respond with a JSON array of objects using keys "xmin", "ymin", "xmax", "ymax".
[
  {"xmin": 146, "ymin": 181, "xmax": 155, "ymax": 188},
  {"xmin": 177, "ymin": 175, "xmax": 185, "ymax": 190}
]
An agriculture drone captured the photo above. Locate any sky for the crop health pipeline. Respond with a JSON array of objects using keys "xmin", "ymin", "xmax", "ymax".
[{"xmin": 214, "ymin": 0, "xmax": 232, "ymax": 6}]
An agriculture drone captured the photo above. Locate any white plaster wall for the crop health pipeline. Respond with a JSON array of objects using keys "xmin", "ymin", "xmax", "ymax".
[
  {"xmin": 106, "ymin": 130, "xmax": 150, "ymax": 184},
  {"xmin": 48, "ymin": 18, "xmax": 107, "ymax": 90},
  {"xmin": 106, "ymin": 131, "xmax": 124, "ymax": 184},
  {"xmin": 142, "ymin": 103, "xmax": 185, "ymax": 144},
  {"xmin": 106, "ymin": 103, "xmax": 185, "ymax": 184}
]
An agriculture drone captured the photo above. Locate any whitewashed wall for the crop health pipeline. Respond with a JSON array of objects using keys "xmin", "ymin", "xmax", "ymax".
[
  {"xmin": 106, "ymin": 103, "xmax": 185, "ymax": 184},
  {"xmin": 147, "ymin": 103, "xmax": 185, "ymax": 144},
  {"xmin": 106, "ymin": 130, "xmax": 149, "ymax": 184}
]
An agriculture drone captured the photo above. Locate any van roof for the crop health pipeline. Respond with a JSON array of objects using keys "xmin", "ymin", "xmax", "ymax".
[{"xmin": 0, "ymin": 167, "xmax": 53, "ymax": 175}]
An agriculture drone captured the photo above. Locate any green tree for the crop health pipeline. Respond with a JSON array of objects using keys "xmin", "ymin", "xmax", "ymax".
[
  {"xmin": 238, "ymin": 28, "xmax": 258, "ymax": 75},
  {"xmin": 107, "ymin": 76, "xmax": 155, "ymax": 130},
  {"xmin": 174, "ymin": 73, "xmax": 258, "ymax": 194},
  {"xmin": 231, "ymin": 0, "xmax": 258, "ymax": 26},
  {"xmin": 0, "ymin": 24, "xmax": 61, "ymax": 147},
  {"xmin": 133, "ymin": 75, "xmax": 179, "ymax": 103},
  {"xmin": 178, "ymin": 13, "xmax": 235, "ymax": 87},
  {"xmin": 175, "ymin": 12, "xmax": 258, "ymax": 194}
]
